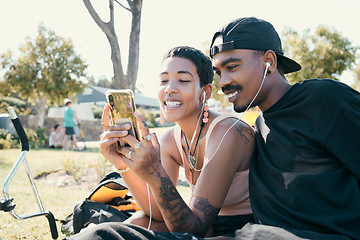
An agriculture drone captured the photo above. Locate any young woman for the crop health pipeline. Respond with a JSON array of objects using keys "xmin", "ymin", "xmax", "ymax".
[{"xmin": 98, "ymin": 46, "xmax": 255, "ymax": 238}]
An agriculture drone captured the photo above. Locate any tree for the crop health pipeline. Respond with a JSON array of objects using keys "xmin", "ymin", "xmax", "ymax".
[
  {"xmin": 282, "ymin": 25, "xmax": 358, "ymax": 84},
  {"xmin": 0, "ymin": 24, "xmax": 87, "ymax": 127},
  {"xmin": 83, "ymin": 0, "xmax": 143, "ymax": 91},
  {"xmin": 97, "ymin": 76, "xmax": 116, "ymax": 89},
  {"xmin": 353, "ymin": 63, "xmax": 360, "ymax": 91}
]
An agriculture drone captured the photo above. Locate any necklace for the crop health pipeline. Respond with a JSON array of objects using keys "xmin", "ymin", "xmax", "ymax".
[{"xmin": 184, "ymin": 122, "xmax": 205, "ymax": 170}]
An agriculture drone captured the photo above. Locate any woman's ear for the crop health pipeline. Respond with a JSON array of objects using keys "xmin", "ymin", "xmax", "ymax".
[{"xmin": 203, "ymin": 84, "xmax": 213, "ymax": 101}]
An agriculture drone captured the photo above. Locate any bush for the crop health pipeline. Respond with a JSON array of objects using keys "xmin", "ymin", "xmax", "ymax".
[
  {"xmin": 63, "ymin": 155, "xmax": 84, "ymax": 182},
  {"xmin": 35, "ymin": 126, "xmax": 47, "ymax": 148},
  {"xmin": 0, "ymin": 126, "xmax": 48, "ymax": 149},
  {"xmin": 0, "ymin": 96, "xmax": 31, "ymax": 115},
  {"xmin": 0, "ymin": 129, "xmax": 9, "ymax": 139},
  {"xmin": 91, "ymin": 105, "xmax": 103, "ymax": 119},
  {"xmin": 24, "ymin": 128, "xmax": 39, "ymax": 148},
  {"xmin": 93, "ymin": 155, "xmax": 113, "ymax": 179},
  {"xmin": 0, "ymin": 129, "xmax": 19, "ymax": 149},
  {"xmin": 0, "ymin": 138, "xmax": 10, "ymax": 149}
]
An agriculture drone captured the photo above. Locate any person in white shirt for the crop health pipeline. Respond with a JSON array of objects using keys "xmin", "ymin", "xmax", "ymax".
[{"xmin": 49, "ymin": 124, "xmax": 64, "ymax": 148}]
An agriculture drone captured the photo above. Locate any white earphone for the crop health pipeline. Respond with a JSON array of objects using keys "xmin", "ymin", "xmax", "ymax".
[
  {"xmin": 265, "ymin": 62, "xmax": 271, "ymax": 76},
  {"xmin": 200, "ymin": 91, "xmax": 206, "ymax": 105},
  {"xmin": 207, "ymin": 61, "xmax": 271, "ymax": 165}
]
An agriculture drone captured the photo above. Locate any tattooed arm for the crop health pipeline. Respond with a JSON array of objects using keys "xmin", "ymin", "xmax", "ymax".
[
  {"xmin": 152, "ymin": 119, "xmax": 254, "ymax": 236},
  {"xmin": 153, "ymin": 169, "xmax": 220, "ymax": 236},
  {"xmin": 119, "ymin": 113, "xmax": 254, "ymax": 237}
]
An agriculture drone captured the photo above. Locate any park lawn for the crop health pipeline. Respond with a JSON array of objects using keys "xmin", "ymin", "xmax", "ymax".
[
  {"xmin": 0, "ymin": 147, "xmax": 109, "ymax": 239},
  {"xmin": 0, "ymin": 146, "xmax": 190, "ymax": 240}
]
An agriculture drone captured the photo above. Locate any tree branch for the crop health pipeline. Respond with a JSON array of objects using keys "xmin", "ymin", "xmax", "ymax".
[
  {"xmin": 114, "ymin": 0, "xmax": 131, "ymax": 12},
  {"xmin": 83, "ymin": 0, "xmax": 105, "ymax": 26},
  {"xmin": 109, "ymin": 0, "xmax": 114, "ymax": 27}
]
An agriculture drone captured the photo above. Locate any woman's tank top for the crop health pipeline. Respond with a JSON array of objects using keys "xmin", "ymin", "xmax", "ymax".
[{"xmin": 173, "ymin": 114, "xmax": 252, "ymax": 215}]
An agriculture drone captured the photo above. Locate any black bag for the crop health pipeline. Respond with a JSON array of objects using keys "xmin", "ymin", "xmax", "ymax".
[
  {"xmin": 61, "ymin": 172, "xmax": 140, "ymax": 235},
  {"xmin": 72, "ymin": 199, "xmax": 133, "ymax": 234}
]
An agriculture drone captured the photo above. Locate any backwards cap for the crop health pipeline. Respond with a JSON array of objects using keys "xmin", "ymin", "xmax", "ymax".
[{"xmin": 210, "ymin": 17, "xmax": 301, "ymax": 74}]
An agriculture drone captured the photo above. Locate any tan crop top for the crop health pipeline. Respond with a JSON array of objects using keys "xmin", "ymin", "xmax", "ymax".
[{"xmin": 173, "ymin": 114, "xmax": 252, "ymax": 216}]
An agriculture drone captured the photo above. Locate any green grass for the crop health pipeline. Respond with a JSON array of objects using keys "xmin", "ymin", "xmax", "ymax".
[
  {"xmin": 0, "ymin": 146, "xmax": 190, "ymax": 239},
  {"xmin": 0, "ymin": 148, "xmax": 104, "ymax": 240}
]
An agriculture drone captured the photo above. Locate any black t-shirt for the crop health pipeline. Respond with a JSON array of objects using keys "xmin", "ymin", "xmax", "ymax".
[{"xmin": 251, "ymin": 79, "xmax": 360, "ymax": 239}]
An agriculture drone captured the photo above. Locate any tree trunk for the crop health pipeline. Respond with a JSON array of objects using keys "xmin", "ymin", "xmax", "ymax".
[
  {"xmin": 83, "ymin": 0, "xmax": 143, "ymax": 91},
  {"xmin": 107, "ymin": 30, "xmax": 128, "ymax": 89},
  {"xmin": 127, "ymin": 0, "xmax": 143, "ymax": 90},
  {"xmin": 35, "ymin": 97, "xmax": 48, "ymax": 127}
]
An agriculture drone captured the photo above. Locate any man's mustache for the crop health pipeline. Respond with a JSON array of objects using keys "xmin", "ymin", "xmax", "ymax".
[{"xmin": 221, "ymin": 84, "xmax": 242, "ymax": 93}]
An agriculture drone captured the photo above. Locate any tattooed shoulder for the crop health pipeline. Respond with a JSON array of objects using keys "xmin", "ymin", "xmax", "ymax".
[{"xmin": 231, "ymin": 118, "xmax": 254, "ymax": 145}]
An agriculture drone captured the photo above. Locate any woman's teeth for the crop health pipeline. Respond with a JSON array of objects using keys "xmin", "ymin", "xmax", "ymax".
[
  {"xmin": 226, "ymin": 91, "xmax": 239, "ymax": 99},
  {"xmin": 165, "ymin": 101, "xmax": 181, "ymax": 107}
]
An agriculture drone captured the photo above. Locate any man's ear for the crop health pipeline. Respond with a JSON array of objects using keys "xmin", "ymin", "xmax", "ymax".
[{"xmin": 263, "ymin": 50, "xmax": 277, "ymax": 74}]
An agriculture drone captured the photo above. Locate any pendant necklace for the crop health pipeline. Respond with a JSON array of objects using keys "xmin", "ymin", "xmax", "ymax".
[{"xmin": 184, "ymin": 122, "xmax": 205, "ymax": 171}]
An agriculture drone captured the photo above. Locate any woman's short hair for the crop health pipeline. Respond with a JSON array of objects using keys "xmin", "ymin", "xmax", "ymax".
[{"xmin": 162, "ymin": 46, "xmax": 214, "ymax": 87}]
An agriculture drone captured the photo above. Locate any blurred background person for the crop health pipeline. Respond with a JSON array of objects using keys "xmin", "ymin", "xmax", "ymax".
[
  {"xmin": 49, "ymin": 124, "xmax": 64, "ymax": 148},
  {"xmin": 63, "ymin": 98, "xmax": 81, "ymax": 150}
]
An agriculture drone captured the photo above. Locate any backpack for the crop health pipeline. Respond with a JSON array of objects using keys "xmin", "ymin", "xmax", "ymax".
[{"xmin": 61, "ymin": 172, "xmax": 141, "ymax": 235}]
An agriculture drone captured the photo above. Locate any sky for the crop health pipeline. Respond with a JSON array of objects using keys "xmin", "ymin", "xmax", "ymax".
[{"xmin": 0, "ymin": 0, "xmax": 359, "ymax": 98}]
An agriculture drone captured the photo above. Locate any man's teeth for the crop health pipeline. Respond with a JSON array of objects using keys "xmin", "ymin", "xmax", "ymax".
[
  {"xmin": 165, "ymin": 101, "xmax": 181, "ymax": 107},
  {"xmin": 226, "ymin": 91, "xmax": 239, "ymax": 99}
]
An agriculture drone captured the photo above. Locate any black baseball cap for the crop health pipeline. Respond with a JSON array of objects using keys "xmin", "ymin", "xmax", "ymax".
[{"xmin": 210, "ymin": 17, "xmax": 301, "ymax": 74}]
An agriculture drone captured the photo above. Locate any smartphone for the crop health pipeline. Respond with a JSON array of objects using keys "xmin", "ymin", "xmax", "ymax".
[{"xmin": 106, "ymin": 89, "xmax": 140, "ymax": 147}]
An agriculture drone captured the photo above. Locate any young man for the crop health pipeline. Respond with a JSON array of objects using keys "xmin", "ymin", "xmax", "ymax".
[
  {"xmin": 210, "ymin": 17, "xmax": 360, "ymax": 240},
  {"xmin": 64, "ymin": 19, "xmax": 359, "ymax": 240},
  {"xmin": 63, "ymin": 99, "xmax": 80, "ymax": 150}
]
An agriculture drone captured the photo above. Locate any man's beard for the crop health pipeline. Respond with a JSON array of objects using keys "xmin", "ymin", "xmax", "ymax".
[
  {"xmin": 233, "ymin": 101, "xmax": 251, "ymax": 113},
  {"xmin": 233, "ymin": 94, "xmax": 262, "ymax": 113},
  {"xmin": 222, "ymin": 84, "xmax": 262, "ymax": 113}
]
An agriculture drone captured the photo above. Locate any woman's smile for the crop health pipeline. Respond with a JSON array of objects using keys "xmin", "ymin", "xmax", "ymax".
[{"xmin": 164, "ymin": 100, "xmax": 182, "ymax": 109}]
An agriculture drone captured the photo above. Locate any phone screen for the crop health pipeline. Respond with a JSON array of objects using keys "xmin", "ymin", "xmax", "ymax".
[{"xmin": 106, "ymin": 89, "xmax": 139, "ymax": 146}]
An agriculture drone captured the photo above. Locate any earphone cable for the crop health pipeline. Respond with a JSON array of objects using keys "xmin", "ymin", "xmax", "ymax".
[
  {"xmin": 206, "ymin": 64, "xmax": 268, "ymax": 163},
  {"xmin": 147, "ymin": 183, "xmax": 152, "ymax": 230}
]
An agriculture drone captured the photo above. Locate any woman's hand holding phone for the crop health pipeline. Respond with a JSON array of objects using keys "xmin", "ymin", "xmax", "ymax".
[
  {"xmin": 100, "ymin": 103, "xmax": 131, "ymax": 170},
  {"xmin": 120, "ymin": 112, "xmax": 161, "ymax": 181},
  {"xmin": 117, "ymin": 111, "xmax": 162, "ymax": 183},
  {"xmin": 100, "ymin": 101, "xmax": 162, "ymax": 182}
]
